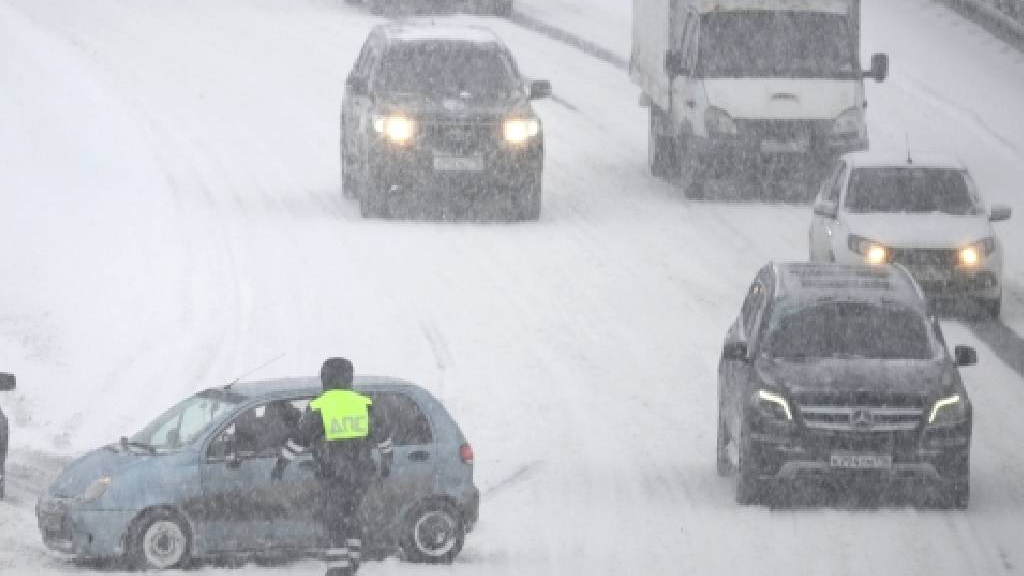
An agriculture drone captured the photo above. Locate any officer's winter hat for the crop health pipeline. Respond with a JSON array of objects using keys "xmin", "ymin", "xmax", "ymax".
[{"xmin": 320, "ymin": 357, "xmax": 354, "ymax": 390}]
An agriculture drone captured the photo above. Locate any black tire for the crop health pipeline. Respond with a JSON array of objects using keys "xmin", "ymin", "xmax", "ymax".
[
  {"xmin": 129, "ymin": 509, "xmax": 192, "ymax": 570},
  {"xmin": 511, "ymin": 173, "xmax": 542, "ymax": 221},
  {"xmin": 947, "ymin": 480, "xmax": 970, "ymax": 510},
  {"xmin": 716, "ymin": 410, "xmax": 734, "ymax": 477},
  {"xmin": 980, "ymin": 294, "xmax": 1001, "ymax": 319},
  {"xmin": 735, "ymin": 421, "xmax": 767, "ymax": 505},
  {"xmin": 648, "ymin": 107, "xmax": 679, "ymax": 179},
  {"xmin": 402, "ymin": 501, "xmax": 465, "ymax": 564}
]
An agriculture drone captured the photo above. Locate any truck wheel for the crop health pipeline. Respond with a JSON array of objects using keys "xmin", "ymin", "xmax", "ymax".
[
  {"xmin": 511, "ymin": 174, "xmax": 542, "ymax": 221},
  {"xmin": 648, "ymin": 107, "xmax": 679, "ymax": 179},
  {"xmin": 129, "ymin": 509, "xmax": 192, "ymax": 570},
  {"xmin": 716, "ymin": 410, "xmax": 734, "ymax": 477},
  {"xmin": 735, "ymin": 422, "xmax": 767, "ymax": 505},
  {"xmin": 402, "ymin": 501, "xmax": 465, "ymax": 564}
]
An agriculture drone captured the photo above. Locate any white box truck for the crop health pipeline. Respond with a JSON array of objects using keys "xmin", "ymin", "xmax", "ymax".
[{"xmin": 630, "ymin": 0, "xmax": 888, "ymax": 198}]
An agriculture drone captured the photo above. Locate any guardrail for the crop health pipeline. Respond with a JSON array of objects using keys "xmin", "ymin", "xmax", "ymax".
[{"xmin": 936, "ymin": 0, "xmax": 1024, "ymax": 49}]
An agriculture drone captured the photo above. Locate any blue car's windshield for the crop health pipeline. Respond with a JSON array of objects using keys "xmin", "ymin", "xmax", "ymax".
[{"xmin": 129, "ymin": 390, "xmax": 243, "ymax": 451}]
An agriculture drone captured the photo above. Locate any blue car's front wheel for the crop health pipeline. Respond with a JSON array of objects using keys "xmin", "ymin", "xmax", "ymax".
[{"xmin": 129, "ymin": 509, "xmax": 192, "ymax": 570}]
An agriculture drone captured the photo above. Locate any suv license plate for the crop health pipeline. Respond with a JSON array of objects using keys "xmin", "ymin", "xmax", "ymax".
[
  {"xmin": 830, "ymin": 453, "xmax": 893, "ymax": 469},
  {"xmin": 434, "ymin": 154, "xmax": 484, "ymax": 172}
]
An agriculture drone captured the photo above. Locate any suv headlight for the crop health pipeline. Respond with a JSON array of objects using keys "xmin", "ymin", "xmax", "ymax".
[
  {"xmin": 848, "ymin": 234, "xmax": 890, "ymax": 264},
  {"xmin": 81, "ymin": 476, "xmax": 112, "ymax": 502},
  {"xmin": 929, "ymin": 394, "xmax": 967, "ymax": 425},
  {"xmin": 833, "ymin": 107, "xmax": 865, "ymax": 137},
  {"xmin": 504, "ymin": 118, "xmax": 540, "ymax": 144},
  {"xmin": 958, "ymin": 237, "xmax": 996, "ymax": 267},
  {"xmin": 705, "ymin": 107, "xmax": 738, "ymax": 136},
  {"xmin": 373, "ymin": 115, "xmax": 415, "ymax": 144},
  {"xmin": 755, "ymin": 389, "xmax": 793, "ymax": 421}
]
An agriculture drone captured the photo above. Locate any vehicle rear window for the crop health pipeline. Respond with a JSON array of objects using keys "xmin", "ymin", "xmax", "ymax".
[
  {"xmin": 767, "ymin": 302, "xmax": 934, "ymax": 360},
  {"xmin": 846, "ymin": 168, "xmax": 981, "ymax": 215},
  {"xmin": 372, "ymin": 392, "xmax": 433, "ymax": 446},
  {"xmin": 381, "ymin": 42, "xmax": 517, "ymax": 98}
]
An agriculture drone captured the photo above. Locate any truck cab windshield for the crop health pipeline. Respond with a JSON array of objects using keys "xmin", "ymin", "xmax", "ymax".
[
  {"xmin": 382, "ymin": 42, "xmax": 518, "ymax": 99},
  {"xmin": 699, "ymin": 12, "xmax": 857, "ymax": 78}
]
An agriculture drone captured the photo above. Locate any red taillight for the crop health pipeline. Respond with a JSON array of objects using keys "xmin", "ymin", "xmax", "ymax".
[{"xmin": 459, "ymin": 443, "xmax": 474, "ymax": 464}]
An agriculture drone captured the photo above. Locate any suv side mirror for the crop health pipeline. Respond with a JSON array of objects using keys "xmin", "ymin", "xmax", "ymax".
[
  {"xmin": 664, "ymin": 51, "xmax": 688, "ymax": 78},
  {"xmin": 814, "ymin": 202, "xmax": 838, "ymax": 219},
  {"xmin": 954, "ymin": 345, "xmax": 977, "ymax": 367},
  {"xmin": 722, "ymin": 341, "xmax": 749, "ymax": 361},
  {"xmin": 989, "ymin": 205, "xmax": 1012, "ymax": 222},
  {"xmin": 865, "ymin": 53, "xmax": 889, "ymax": 83},
  {"xmin": 0, "ymin": 373, "xmax": 14, "ymax": 392},
  {"xmin": 346, "ymin": 75, "xmax": 369, "ymax": 96},
  {"xmin": 528, "ymin": 79, "xmax": 552, "ymax": 100}
]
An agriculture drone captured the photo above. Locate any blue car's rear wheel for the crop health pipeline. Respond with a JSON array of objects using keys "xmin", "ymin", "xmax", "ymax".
[{"xmin": 402, "ymin": 501, "xmax": 465, "ymax": 564}]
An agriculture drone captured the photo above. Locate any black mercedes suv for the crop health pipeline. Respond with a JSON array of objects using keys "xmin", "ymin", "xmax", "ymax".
[
  {"xmin": 341, "ymin": 24, "xmax": 551, "ymax": 220},
  {"xmin": 1, "ymin": 372, "xmax": 16, "ymax": 499},
  {"xmin": 717, "ymin": 263, "xmax": 977, "ymax": 508}
]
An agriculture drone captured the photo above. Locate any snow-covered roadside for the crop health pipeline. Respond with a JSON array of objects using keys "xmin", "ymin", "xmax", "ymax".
[{"xmin": 0, "ymin": 0, "xmax": 1022, "ymax": 575}]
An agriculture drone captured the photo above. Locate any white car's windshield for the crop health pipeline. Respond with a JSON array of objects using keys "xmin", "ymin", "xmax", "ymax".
[
  {"xmin": 129, "ymin": 390, "xmax": 243, "ymax": 451},
  {"xmin": 846, "ymin": 168, "xmax": 983, "ymax": 215}
]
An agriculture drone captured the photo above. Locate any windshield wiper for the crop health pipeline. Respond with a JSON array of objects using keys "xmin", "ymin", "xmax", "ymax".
[{"xmin": 120, "ymin": 436, "xmax": 158, "ymax": 455}]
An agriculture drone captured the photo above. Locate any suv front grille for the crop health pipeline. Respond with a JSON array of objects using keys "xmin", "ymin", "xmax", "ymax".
[
  {"xmin": 794, "ymin": 391, "xmax": 925, "ymax": 432},
  {"xmin": 423, "ymin": 122, "xmax": 499, "ymax": 154},
  {"xmin": 891, "ymin": 248, "xmax": 959, "ymax": 267}
]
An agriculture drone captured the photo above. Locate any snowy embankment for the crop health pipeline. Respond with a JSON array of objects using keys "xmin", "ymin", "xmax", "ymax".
[{"xmin": 1, "ymin": 0, "xmax": 1023, "ymax": 574}]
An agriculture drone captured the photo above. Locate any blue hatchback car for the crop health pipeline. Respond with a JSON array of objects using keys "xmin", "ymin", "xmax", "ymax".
[{"xmin": 36, "ymin": 376, "xmax": 479, "ymax": 569}]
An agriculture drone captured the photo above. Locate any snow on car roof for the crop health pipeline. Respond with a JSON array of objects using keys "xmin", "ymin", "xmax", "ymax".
[
  {"xmin": 773, "ymin": 263, "xmax": 925, "ymax": 307},
  {"xmin": 691, "ymin": 0, "xmax": 851, "ymax": 14},
  {"xmin": 843, "ymin": 150, "xmax": 968, "ymax": 171},
  {"xmin": 381, "ymin": 24, "xmax": 504, "ymax": 45}
]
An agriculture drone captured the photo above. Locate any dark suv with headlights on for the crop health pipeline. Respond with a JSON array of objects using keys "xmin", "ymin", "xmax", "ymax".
[
  {"xmin": 1, "ymin": 372, "xmax": 16, "ymax": 499},
  {"xmin": 341, "ymin": 24, "xmax": 551, "ymax": 220},
  {"xmin": 717, "ymin": 263, "xmax": 977, "ymax": 508}
]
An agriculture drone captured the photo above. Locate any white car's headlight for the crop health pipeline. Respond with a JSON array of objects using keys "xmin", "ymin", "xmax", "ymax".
[
  {"xmin": 929, "ymin": 394, "xmax": 967, "ymax": 425},
  {"xmin": 503, "ymin": 118, "xmax": 540, "ymax": 144},
  {"xmin": 833, "ymin": 107, "xmax": 865, "ymax": 136},
  {"xmin": 373, "ymin": 115, "xmax": 415, "ymax": 144},
  {"xmin": 705, "ymin": 107, "xmax": 738, "ymax": 136},
  {"xmin": 81, "ymin": 476, "xmax": 112, "ymax": 502}
]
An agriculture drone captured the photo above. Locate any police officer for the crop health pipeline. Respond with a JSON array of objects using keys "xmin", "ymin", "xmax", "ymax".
[{"xmin": 272, "ymin": 358, "xmax": 393, "ymax": 576}]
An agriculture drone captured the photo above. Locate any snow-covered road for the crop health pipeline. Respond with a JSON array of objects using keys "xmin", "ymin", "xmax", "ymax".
[{"xmin": 1, "ymin": 0, "xmax": 1023, "ymax": 574}]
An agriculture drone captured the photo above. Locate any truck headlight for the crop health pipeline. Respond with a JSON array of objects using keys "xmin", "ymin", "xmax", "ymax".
[
  {"xmin": 504, "ymin": 118, "xmax": 540, "ymax": 144},
  {"xmin": 755, "ymin": 389, "xmax": 793, "ymax": 421},
  {"xmin": 81, "ymin": 476, "xmax": 112, "ymax": 502},
  {"xmin": 929, "ymin": 394, "xmax": 967, "ymax": 425},
  {"xmin": 833, "ymin": 107, "xmax": 865, "ymax": 137},
  {"xmin": 373, "ymin": 115, "xmax": 415, "ymax": 144},
  {"xmin": 848, "ymin": 234, "xmax": 890, "ymax": 264},
  {"xmin": 705, "ymin": 107, "xmax": 738, "ymax": 136},
  {"xmin": 958, "ymin": 238, "xmax": 995, "ymax": 267}
]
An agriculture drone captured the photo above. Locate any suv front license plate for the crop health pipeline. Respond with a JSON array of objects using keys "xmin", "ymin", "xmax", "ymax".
[
  {"xmin": 434, "ymin": 154, "xmax": 484, "ymax": 172},
  {"xmin": 829, "ymin": 452, "xmax": 893, "ymax": 469}
]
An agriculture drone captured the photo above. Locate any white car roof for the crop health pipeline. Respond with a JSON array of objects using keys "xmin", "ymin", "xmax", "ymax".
[
  {"xmin": 691, "ymin": 0, "xmax": 851, "ymax": 15},
  {"xmin": 842, "ymin": 150, "xmax": 968, "ymax": 171},
  {"xmin": 380, "ymin": 24, "xmax": 504, "ymax": 45}
]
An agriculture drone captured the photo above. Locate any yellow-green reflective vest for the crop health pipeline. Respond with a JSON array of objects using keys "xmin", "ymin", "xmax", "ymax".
[{"xmin": 310, "ymin": 389, "xmax": 373, "ymax": 441}]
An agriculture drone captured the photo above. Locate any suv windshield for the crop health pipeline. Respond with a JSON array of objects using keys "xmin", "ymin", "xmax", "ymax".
[
  {"xmin": 768, "ymin": 302, "xmax": 934, "ymax": 360},
  {"xmin": 129, "ymin": 390, "xmax": 243, "ymax": 451},
  {"xmin": 699, "ymin": 12, "xmax": 857, "ymax": 78},
  {"xmin": 382, "ymin": 42, "xmax": 518, "ymax": 98},
  {"xmin": 846, "ymin": 168, "xmax": 982, "ymax": 215}
]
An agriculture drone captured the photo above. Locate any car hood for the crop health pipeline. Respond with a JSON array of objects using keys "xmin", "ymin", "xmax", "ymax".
[
  {"xmin": 46, "ymin": 445, "xmax": 173, "ymax": 498},
  {"xmin": 845, "ymin": 213, "xmax": 993, "ymax": 248},
  {"xmin": 378, "ymin": 91, "xmax": 533, "ymax": 119},
  {"xmin": 757, "ymin": 356, "xmax": 953, "ymax": 398}
]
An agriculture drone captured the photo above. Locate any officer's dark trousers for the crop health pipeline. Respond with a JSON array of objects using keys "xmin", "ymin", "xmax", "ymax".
[{"xmin": 318, "ymin": 477, "xmax": 371, "ymax": 574}]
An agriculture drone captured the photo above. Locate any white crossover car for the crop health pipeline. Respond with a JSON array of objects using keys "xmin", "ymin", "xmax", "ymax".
[{"xmin": 809, "ymin": 152, "xmax": 1012, "ymax": 317}]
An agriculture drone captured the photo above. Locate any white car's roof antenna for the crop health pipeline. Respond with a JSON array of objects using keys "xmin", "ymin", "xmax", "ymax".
[{"xmin": 905, "ymin": 133, "xmax": 914, "ymax": 165}]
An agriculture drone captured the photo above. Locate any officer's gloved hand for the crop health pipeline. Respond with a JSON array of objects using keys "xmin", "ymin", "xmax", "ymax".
[{"xmin": 270, "ymin": 458, "xmax": 287, "ymax": 481}]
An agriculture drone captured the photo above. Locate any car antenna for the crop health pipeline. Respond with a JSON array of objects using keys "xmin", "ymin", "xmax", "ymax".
[
  {"xmin": 225, "ymin": 353, "xmax": 286, "ymax": 388},
  {"xmin": 905, "ymin": 133, "xmax": 913, "ymax": 165}
]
